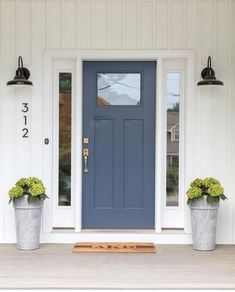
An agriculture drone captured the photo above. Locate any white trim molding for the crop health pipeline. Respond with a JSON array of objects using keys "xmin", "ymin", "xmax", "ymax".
[{"xmin": 42, "ymin": 49, "xmax": 196, "ymax": 243}]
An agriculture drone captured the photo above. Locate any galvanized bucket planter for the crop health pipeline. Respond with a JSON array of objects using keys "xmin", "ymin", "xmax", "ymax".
[
  {"xmin": 13, "ymin": 195, "xmax": 43, "ymax": 250},
  {"xmin": 190, "ymin": 196, "xmax": 219, "ymax": 251}
]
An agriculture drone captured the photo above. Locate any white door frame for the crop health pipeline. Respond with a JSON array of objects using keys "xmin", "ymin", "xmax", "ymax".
[{"xmin": 42, "ymin": 50, "xmax": 195, "ymax": 243}]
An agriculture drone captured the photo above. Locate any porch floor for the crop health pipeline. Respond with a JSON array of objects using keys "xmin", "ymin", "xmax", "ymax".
[{"xmin": 0, "ymin": 244, "xmax": 235, "ymax": 289}]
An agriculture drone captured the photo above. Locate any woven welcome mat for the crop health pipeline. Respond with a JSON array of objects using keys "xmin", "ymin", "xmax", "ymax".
[{"xmin": 73, "ymin": 242, "xmax": 157, "ymax": 253}]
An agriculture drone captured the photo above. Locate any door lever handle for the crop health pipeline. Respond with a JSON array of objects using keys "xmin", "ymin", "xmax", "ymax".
[{"xmin": 83, "ymin": 148, "xmax": 89, "ymax": 173}]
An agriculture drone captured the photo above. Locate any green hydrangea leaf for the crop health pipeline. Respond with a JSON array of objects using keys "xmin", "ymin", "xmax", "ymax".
[
  {"xmin": 27, "ymin": 195, "xmax": 40, "ymax": 204},
  {"xmin": 206, "ymin": 195, "xmax": 220, "ymax": 204},
  {"xmin": 220, "ymin": 194, "xmax": 227, "ymax": 200}
]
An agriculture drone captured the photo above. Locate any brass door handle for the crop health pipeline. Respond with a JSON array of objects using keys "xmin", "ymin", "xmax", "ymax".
[{"xmin": 83, "ymin": 148, "xmax": 89, "ymax": 173}]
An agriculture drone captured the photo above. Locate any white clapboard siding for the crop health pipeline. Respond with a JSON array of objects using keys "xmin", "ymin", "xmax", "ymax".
[
  {"xmin": 92, "ymin": 0, "xmax": 107, "ymax": 49},
  {"xmin": 168, "ymin": 0, "xmax": 184, "ymax": 49},
  {"xmin": 213, "ymin": 0, "xmax": 230, "ymax": 243},
  {"xmin": 124, "ymin": 1, "xmax": 138, "ymax": 49},
  {"xmin": 78, "ymin": 0, "xmax": 92, "ymax": 49},
  {"xmin": 108, "ymin": 0, "xmax": 123, "ymax": 49},
  {"xmin": 139, "ymin": 1, "xmax": 153, "ymax": 49},
  {"xmin": 155, "ymin": 0, "xmax": 168, "ymax": 49},
  {"xmin": 0, "ymin": 0, "xmax": 234, "ymax": 243},
  {"xmin": 31, "ymin": 0, "xmax": 46, "ymax": 180},
  {"xmin": 230, "ymin": 0, "xmax": 235, "ymax": 243},
  {"xmin": 185, "ymin": 0, "xmax": 199, "ymax": 50},
  {"xmin": 46, "ymin": 0, "xmax": 61, "ymax": 49},
  {"xmin": 0, "ymin": 0, "xmax": 17, "ymax": 242},
  {"xmin": 62, "ymin": 0, "xmax": 77, "ymax": 49}
]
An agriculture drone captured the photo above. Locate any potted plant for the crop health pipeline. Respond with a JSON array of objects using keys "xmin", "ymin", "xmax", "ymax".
[
  {"xmin": 186, "ymin": 177, "xmax": 227, "ymax": 251},
  {"xmin": 8, "ymin": 177, "xmax": 48, "ymax": 250}
]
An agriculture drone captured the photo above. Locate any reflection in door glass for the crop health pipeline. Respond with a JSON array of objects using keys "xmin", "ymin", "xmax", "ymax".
[
  {"xmin": 59, "ymin": 73, "xmax": 72, "ymax": 206},
  {"xmin": 166, "ymin": 72, "xmax": 180, "ymax": 207},
  {"xmin": 97, "ymin": 73, "xmax": 141, "ymax": 105}
]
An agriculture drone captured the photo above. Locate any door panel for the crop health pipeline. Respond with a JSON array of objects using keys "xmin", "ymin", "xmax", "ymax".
[
  {"xmin": 82, "ymin": 61, "xmax": 156, "ymax": 229},
  {"xmin": 123, "ymin": 119, "xmax": 143, "ymax": 209},
  {"xmin": 94, "ymin": 119, "xmax": 114, "ymax": 208}
]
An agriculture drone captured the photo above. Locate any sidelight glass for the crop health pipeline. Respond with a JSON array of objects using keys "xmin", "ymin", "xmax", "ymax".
[
  {"xmin": 166, "ymin": 72, "xmax": 180, "ymax": 207},
  {"xmin": 58, "ymin": 72, "xmax": 72, "ymax": 206},
  {"xmin": 97, "ymin": 73, "xmax": 141, "ymax": 105}
]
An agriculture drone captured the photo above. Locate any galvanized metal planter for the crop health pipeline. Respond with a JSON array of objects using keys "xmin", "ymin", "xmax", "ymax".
[
  {"xmin": 13, "ymin": 195, "xmax": 43, "ymax": 250},
  {"xmin": 190, "ymin": 196, "xmax": 219, "ymax": 251}
]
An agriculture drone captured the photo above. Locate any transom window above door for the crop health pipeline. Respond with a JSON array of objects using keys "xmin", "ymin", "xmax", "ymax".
[{"xmin": 97, "ymin": 73, "xmax": 141, "ymax": 105}]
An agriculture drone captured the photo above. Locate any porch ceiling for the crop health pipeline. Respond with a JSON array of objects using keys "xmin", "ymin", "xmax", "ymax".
[{"xmin": 0, "ymin": 244, "xmax": 235, "ymax": 289}]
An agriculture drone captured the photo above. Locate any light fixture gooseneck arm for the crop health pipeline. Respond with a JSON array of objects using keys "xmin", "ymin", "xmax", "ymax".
[
  {"xmin": 207, "ymin": 56, "xmax": 211, "ymax": 68},
  {"xmin": 18, "ymin": 56, "xmax": 24, "ymax": 69}
]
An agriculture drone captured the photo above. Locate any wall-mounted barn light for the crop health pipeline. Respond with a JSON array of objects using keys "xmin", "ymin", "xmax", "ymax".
[
  {"xmin": 6, "ymin": 56, "xmax": 33, "ymax": 87},
  {"xmin": 197, "ymin": 56, "xmax": 223, "ymax": 87}
]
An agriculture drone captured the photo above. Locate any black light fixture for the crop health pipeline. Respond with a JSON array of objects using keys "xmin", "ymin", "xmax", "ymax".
[
  {"xmin": 197, "ymin": 56, "xmax": 223, "ymax": 87},
  {"xmin": 6, "ymin": 56, "xmax": 33, "ymax": 87}
]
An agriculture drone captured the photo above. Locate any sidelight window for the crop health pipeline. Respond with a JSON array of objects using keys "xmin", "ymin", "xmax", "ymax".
[
  {"xmin": 58, "ymin": 73, "xmax": 72, "ymax": 206},
  {"xmin": 166, "ymin": 72, "xmax": 180, "ymax": 207},
  {"xmin": 52, "ymin": 59, "xmax": 76, "ymax": 229},
  {"xmin": 161, "ymin": 59, "xmax": 185, "ymax": 229}
]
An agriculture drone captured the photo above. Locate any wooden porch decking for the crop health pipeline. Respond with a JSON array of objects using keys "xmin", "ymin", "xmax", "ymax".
[{"xmin": 0, "ymin": 244, "xmax": 235, "ymax": 289}]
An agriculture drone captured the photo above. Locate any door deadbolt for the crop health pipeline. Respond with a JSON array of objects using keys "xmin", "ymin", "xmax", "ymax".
[{"xmin": 83, "ymin": 137, "xmax": 89, "ymax": 144}]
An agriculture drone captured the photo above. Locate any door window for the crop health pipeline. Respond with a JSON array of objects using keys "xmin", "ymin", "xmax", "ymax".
[{"xmin": 97, "ymin": 73, "xmax": 141, "ymax": 105}]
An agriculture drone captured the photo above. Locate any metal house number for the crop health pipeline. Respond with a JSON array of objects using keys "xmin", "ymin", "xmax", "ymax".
[{"xmin": 22, "ymin": 103, "xmax": 29, "ymax": 138}]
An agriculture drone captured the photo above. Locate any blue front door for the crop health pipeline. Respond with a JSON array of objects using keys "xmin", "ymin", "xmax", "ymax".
[{"xmin": 82, "ymin": 61, "xmax": 156, "ymax": 228}]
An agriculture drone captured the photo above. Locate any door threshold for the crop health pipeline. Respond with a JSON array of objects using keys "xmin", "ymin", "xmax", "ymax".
[{"xmin": 81, "ymin": 229, "xmax": 156, "ymax": 234}]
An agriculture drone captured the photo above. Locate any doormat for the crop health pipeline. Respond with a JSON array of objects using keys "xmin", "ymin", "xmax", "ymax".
[{"xmin": 73, "ymin": 242, "xmax": 157, "ymax": 253}]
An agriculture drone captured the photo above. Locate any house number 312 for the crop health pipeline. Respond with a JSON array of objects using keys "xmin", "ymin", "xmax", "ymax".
[{"xmin": 22, "ymin": 103, "xmax": 29, "ymax": 138}]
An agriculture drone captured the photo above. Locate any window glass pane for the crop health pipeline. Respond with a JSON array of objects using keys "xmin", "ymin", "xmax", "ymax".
[
  {"xmin": 97, "ymin": 73, "xmax": 141, "ymax": 105},
  {"xmin": 166, "ymin": 72, "xmax": 180, "ymax": 207},
  {"xmin": 59, "ymin": 73, "xmax": 72, "ymax": 206}
]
